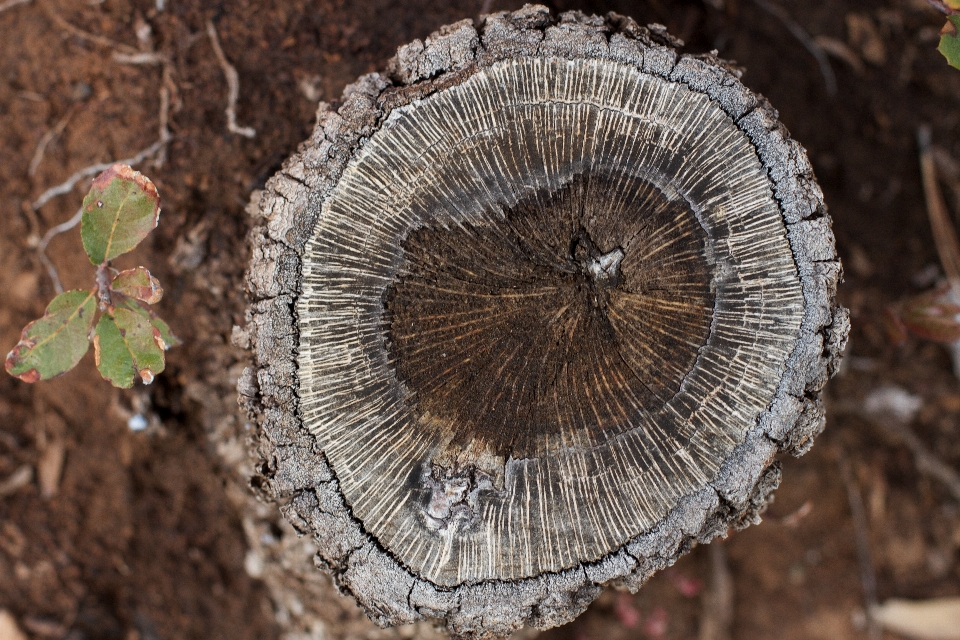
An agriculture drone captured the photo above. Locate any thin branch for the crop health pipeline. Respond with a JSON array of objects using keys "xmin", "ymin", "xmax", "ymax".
[
  {"xmin": 836, "ymin": 449, "xmax": 882, "ymax": 640},
  {"xmin": 30, "ymin": 139, "xmax": 164, "ymax": 211},
  {"xmin": 0, "ymin": 0, "xmax": 30, "ymax": 14},
  {"xmin": 835, "ymin": 396, "xmax": 960, "ymax": 504},
  {"xmin": 752, "ymin": 0, "xmax": 837, "ymax": 97},
  {"xmin": 37, "ymin": 208, "xmax": 82, "ymax": 294},
  {"xmin": 206, "ymin": 19, "xmax": 256, "ymax": 138}
]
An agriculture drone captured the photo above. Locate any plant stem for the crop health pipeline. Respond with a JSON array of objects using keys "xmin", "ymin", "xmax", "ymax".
[{"xmin": 96, "ymin": 263, "xmax": 113, "ymax": 310}]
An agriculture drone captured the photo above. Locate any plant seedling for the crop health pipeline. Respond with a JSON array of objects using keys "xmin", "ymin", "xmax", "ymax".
[{"xmin": 5, "ymin": 164, "xmax": 179, "ymax": 388}]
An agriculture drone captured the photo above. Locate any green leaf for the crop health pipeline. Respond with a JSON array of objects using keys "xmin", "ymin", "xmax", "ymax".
[
  {"xmin": 112, "ymin": 267, "xmax": 163, "ymax": 304},
  {"xmin": 150, "ymin": 314, "xmax": 181, "ymax": 350},
  {"xmin": 81, "ymin": 164, "xmax": 161, "ymax": 265},
  {"xmin": 94, "ymin": 306, "xmax": 166, "ymax": 388},
  {"xmin": 116, "ymin": 297, "xmax": 181, "ymax": 350},
  {"xmin": 93, "ymin": 315, "xmax": 134, "ymax": 388},
  {"xmin": 939, "ymin": 16, "xmax": 960, "ymax": 70},
  {"xmin": 5, "ymin": 290, "xmax": 97, "ymax": 382}
]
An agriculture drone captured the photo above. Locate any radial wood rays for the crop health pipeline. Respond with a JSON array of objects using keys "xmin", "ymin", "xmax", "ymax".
[
  {"xmin": 244, "ymin": 7, "xmax": 848, "ymax": 637},
  {"xmin": 297, "ymin": 54, "xmax": 804, "ymax": 585}
]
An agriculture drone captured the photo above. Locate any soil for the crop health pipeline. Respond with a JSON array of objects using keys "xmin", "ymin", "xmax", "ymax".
[{"xmin": 1, "ymin": 1, "xmax": 959, "ymax": 640}]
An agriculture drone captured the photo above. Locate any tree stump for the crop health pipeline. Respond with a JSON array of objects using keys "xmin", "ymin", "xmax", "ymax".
[{"xmin": 242, "ymin": 5, "xmax": 849, "ymax": 637}]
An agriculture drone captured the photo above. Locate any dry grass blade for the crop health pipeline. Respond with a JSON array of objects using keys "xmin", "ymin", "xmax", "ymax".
[
  {"xmin": 698, "ymin": 541, "xmax": 734, "ymax": 640},
  {"xmin": 918, "ymin": 125, "xmax": 960, "ymax": 295},
  {"xmin": 752, "ymin": 0, "xmax": 837, "ymax": 96},
  {"xmin": 0, "ymin": 465, "xmax": 34, "ymax": 497}
]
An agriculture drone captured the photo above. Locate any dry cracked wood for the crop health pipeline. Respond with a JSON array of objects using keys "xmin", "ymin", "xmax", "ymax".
[{"xmin": 241, "ymin": 5, "xmax": 849, "ymax": 638}]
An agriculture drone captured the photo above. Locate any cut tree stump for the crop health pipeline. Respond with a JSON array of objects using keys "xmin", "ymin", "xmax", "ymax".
[{"xmin": 241, "ymin": 5, "xmax": 849, "ymax": 638}]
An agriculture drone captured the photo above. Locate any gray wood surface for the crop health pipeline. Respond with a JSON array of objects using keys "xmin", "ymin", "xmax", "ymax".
[{"xmin": 242, "ymin": 5, "xmax": 848, "ymax": 637}]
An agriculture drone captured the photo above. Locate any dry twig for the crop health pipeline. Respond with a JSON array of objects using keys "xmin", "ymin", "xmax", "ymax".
[
  {"xmin": 44, "ymin": 7, "xmax": 138, "ymax": 54},
  {"xmin": 29, "ymin": 13, "xmax": 176, "ymax": 290},
  {"xmin": 835, "ymin": 392, "xmax": 960, "ymax": 505},
  {"xmin": 31, "ymin": 139, "xmax": 164, "ymax": 211},
  {"xmin": 837, "ymin": 449, "xmax": 881, "ymax": 640},
  {"xmin": 36, "ymin": 207, "xmax": 82, "ymax": 294},
  {"xmin": 206, "ymin": 19, "xmax": 256, "ymax": 138},
  {"xmin": 879, "ymin": 420, "xmax": 960, "ymax": 503},
  {"xmin": 752, "ymin": 0, "xmax": 837, "ymax": 96}
]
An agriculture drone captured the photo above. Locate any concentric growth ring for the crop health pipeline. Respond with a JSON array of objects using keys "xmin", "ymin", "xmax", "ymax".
[
  {"xmin": 298, "ymin": 57, "xmax": 802, "ymax": 586},
  {"xmin": 245, "ymin": 8, "xmax": 847, "ymax": 636}
]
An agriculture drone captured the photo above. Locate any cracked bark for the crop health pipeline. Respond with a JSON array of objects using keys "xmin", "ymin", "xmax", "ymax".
[{"xmin": 241, "ymin": 5, "xmax": 848, "ymax": 638}]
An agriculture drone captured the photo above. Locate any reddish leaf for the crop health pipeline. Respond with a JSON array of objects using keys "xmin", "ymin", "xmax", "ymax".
[
  {"xmin": 112, "ymin": 267, "xmax": 163, "ymax": 304},
  {"xmin": 895, "ymin": 287, "xmax": 960, "ymax": 343}
]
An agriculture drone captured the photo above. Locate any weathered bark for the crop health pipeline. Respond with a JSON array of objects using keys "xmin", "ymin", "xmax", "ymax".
[{"xmin": 241, "ymin": 5, "xmax": 848, "ymax": 638}]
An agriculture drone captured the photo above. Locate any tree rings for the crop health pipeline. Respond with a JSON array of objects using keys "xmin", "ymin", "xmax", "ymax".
[{"xmin": 243, "ymin": 6, "xmax": 848, "ymax": 637}]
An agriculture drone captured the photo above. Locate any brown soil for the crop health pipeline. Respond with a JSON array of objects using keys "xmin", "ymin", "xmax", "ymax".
[{"xmin": 1, "ymin": 1, "xmax": 958, "ymax": 639}]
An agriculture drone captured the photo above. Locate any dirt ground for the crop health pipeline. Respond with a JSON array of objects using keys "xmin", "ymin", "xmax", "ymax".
[{"xmin": 1, "ymin": 0, "xmax": 959, "ymax": 639}]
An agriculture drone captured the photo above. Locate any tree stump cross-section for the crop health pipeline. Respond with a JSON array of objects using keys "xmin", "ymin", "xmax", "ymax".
[{"xmin": 242, "ymin": 6, "xmax": 849, "ymax": 638}]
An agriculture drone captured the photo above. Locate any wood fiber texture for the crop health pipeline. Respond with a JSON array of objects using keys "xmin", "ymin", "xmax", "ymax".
[{"xmin": 242, "ymin": 5, "xmax": 849, "ymax": 638}]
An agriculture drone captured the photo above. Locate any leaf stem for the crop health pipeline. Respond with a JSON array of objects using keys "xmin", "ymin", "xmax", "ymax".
[{"xmin": 96, "ymin": 263, "xmax": 113, "ymax": 310}]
